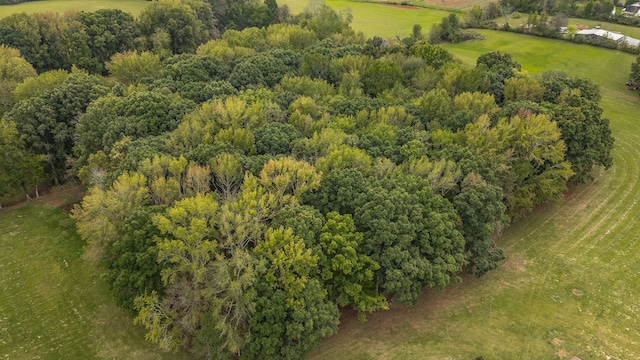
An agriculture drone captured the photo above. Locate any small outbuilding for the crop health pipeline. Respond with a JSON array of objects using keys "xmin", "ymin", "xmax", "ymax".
[{"xmin": 623, "ymin": 2, "xmax": 640, "ymax": 16}]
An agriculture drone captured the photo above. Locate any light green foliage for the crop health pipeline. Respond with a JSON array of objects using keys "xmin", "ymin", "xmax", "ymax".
[
  {"xmin": 292, "ymin": 127, "xmax": 353, "ymax": 162},
  {"xmin": 504, "ymin": 76, "xmax": 545, "ymax": 102},
  {"xmin": 106, "ymin": 51, "xmax": 162, "ymax": 85},
  {"xmin": 399, "ymin": 156, "xmax": 462, "ymax": 196},
  {"xmin": 153, "ymin": 193, "xmax": 219, "ymax": 285},
  {"xmin": 259, "ymin": 157, "xmax": 322, "ymax": 209},
  {"xmin": 196, "ymin": 39, "xmax": 256, "ymax": 63},
  {"xmin": 318, "ymin": 212, "xmax": 387, "ymax": 319},
  {"xmin": 265, "ymin": 23, "xmax": 318, "ymax": 49},
  {"xmin": 218, "ymin": 174, "xmax": 279, "ymax": 250},
  {"xmin": 415, "ymin": 88, "xmax": 452, "ymax": 127},
  {"xmin": 464, "ymin": 114, "xmax": 574, "ymax": 219},
  {"xmin": 12, "ymin": 69, "xmax": 68, "ymax": 102},
  {"xmin": 214, "ymin": 127, "xmax": 257, "ymax": 155},
  {"xmin": 301, "ymin": 4, "xmax": 352, "ymax": 39},
  {"xmin": 210, "ymin": 152, "xmax": 244, "ymax": 200},
  {"xmin": 72, "ymin": 172, "xmax": 150, "ymax": 248},
  {"xmin": 0, "ymin": 45, "xmax": 36, "ymax": 114},
  {"xmin": 315, "ymin": 144, "xmax": 373, "ymax": 175},
  {"xmin": 254, "ymin": 226, "xmax": 317, "ymax": 309},
  {"xmin": 276, "ymin": 75, "xmax": 335, "ymax": 99},
  {"xmin": 437, "ymin": 61, "xmax": 489, "ymax": 98},
  {"xmin": 453, "ymin": 91, "xmax": 499, "ymax": 119}
]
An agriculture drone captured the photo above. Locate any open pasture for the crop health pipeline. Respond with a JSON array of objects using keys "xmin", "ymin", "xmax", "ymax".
[
  {"xmin": 0, "ymin": 0, "xmax": 149, "ymax": 18},
  {"xmin": 0, "ymin": 204, "xmax": 186, "ymax": 359}
]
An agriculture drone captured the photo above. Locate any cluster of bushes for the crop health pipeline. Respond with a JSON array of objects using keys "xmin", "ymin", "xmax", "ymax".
[{"xmin": 0, "ymin": 1, "xmax": 614, "ymax": 359}]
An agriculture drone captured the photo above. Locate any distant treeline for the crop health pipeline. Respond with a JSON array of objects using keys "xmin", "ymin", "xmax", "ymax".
[{"xmin": 0, "ymin": 0, "xmax": 32, "ymax": 4}]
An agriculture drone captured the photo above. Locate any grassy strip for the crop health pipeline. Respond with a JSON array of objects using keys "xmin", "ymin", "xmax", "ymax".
[
  {"xmin": 0, "ymin": 205, "xmax": 187, "ymax": 359},
  {"xmin": 0, "ymin": 0, "xmax": 149, "ymax": 18}
]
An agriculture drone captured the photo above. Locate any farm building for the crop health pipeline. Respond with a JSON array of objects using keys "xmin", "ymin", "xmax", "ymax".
[
  {"xmin": 623, "ymin": 2, "xmax": 640, "ymax": 16},
  {"xmin": 574, "ymin": 28, "xmax": 640, "ymax": 47}
]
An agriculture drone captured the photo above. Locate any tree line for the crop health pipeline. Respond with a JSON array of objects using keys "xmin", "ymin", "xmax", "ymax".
[{"xmin": 0, "ymin": 0, "xmax": 614, "ymax": 358}]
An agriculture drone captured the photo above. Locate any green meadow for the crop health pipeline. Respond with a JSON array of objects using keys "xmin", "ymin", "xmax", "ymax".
[
  {"xmin": 0, "ymin": 201, "xmax": 187, "ymax": 359},
  {"xmin": 2, "ymin": 0, "xmax": 640, "ymax": 358},
  {"xmin": 0, "ymin": 0, "xmax": 149, "ymax": 18}
]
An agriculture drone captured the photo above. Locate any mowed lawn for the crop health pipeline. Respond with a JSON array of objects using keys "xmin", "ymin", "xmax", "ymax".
[
  {"xmin": 0, "ymin": 205, "xmax": 186, "ymax": 359},
  {"xmin": 0, "ymin": 0, "xmax": 149, "ymax": 18}
]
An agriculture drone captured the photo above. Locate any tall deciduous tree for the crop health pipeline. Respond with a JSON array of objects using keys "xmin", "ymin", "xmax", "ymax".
[{"xmin": 354, "ymin": 175, "xmax": 465, "ymax": 304}]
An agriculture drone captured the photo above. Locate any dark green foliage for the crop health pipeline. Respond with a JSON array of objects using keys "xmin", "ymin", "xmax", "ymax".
[
  {"xmin": 299, "ymin": 51, "xmax": 331, "ymax": 80},
  {"xmin": 477, "ymin": 51, "xmax": 521, "ymax": 104},
  {"xmin": 229, "ymin": 60, "xmax": 265, "ymax": 89},
  {"xmin": 79, "ymin": 9, "xmax": 139, "ymax": 74},
  {"xmin": 453, "ymin": 174, "xmax": 507, "ymax": 276},
  {"xmin": 271, "ymin": 205, "xmax": 325, "ymax": 248},
  {"xmin": 0, "ymin": 10, "xmax": 609, "ymax": 356},
  {"xmin": 354, "ymin": 175, "xmax": 465, "ymax": 304},
  {"xmin": 411, "ymin": 41, "xmax": 453, "ymax": 69},
  {"xmin": 138, "ymin": 0, "xmax": 211, "ymax": 54},
  {"xmin": 362, "ymin": 59, "xmax": 404, "ymax": 96},
  {"xmin": 631, "ymin": 55, "xmax": 640, "ymax": 87},
  {"xmin": 304, "ymin": 168, "xmax": 371, "ymax": 215},
  {"xmin": 244, "ymin": 279, "xmax": 339, "ymax": 360},
  {"xmin": 184, "ymin": 142, "xmax": 242, "ymax": 165},
  {"xmin": 102, "ymin": 206, "xmax": 167, "ymax": 313},
  {"xmin": 6, "ymin": 72, "xmax": 106, "ymax": 184},
  {"xmin": 77, "ymin": 91, "xmax": 195, "ymax": 157},
  {"xmin": 254, "ymin": 122, "xmax": 301, "ymax": 155}
]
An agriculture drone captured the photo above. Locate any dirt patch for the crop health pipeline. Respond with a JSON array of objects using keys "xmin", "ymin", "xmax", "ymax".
[
  {"xmin": 0, "ymin": 183, "xmax": 86, "ymax": 213},
  {"xmin": 558, "ymin": 349, "xmax": 567, "ymax": 358},
  {"xmin": 422, "ymin": 0, "xmax": 493, "ymax": 9},
  {"xmin": 386, "ymin": 4, "xmax": 422, "ymax": 10}
]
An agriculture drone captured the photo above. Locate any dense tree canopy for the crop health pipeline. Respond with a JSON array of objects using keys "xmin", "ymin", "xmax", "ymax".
[{"xmin": 0, "ymin": 3, "xmax": 616, "ymax": 359}]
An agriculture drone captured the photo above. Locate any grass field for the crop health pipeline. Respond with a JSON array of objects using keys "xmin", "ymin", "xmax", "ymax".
[
  {"xmin": 279, "ymin": 0, "xmax": 452, "ymax": 37},
  {"xmin": 0, "ymin": 199, "xmax": 187, "ymax": 359},
  {"xmin": 0, "ymin": 0, "xmax": 149, "ymax": 18}
]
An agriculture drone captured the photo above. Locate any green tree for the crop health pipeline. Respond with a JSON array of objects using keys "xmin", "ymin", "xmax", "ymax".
[
  {"xmin": 102, "ymin": 206, "xmax": 167, "ymax": 313},
  {"xmin": 79, "ymin": 9, "xmax": 139, "ymax": 73},
  {"xmin": 254, "ymin": 122, "xmax": 301, "ymax": 155},
  {"xmin": 12, "ymin": 69, "xmax": 68, "ymax": 102},
  {"xmin": 318, "ymin": 212, "xmax": 387, "ymax": 318},
  {"xmin": 305, "ymin": 167, "xmax": 371, "ymax": 215},
  {"xmin": 139, "ymin": 0, "xmax": 211, "ymax": 54},
  {"xmin": 0, "ymin": 45, "xmax": 36, "ymax": 115},
  {"xmin": 453, "ymin": 173, "xmax": 507, "ymax": 276},
  {"xmin": 362, "ymin": 59, "xmax": 404, "ymax": 96},
  {"xmin": 411, "ymin": 41, "xmax": 453, "ymax": 69},
  {"xmin": 106, "ymin": 51, "xmax": 162, "ymax": 85},
  {"xmin": 354, "ymin": 175, "xmax": 465, "ymax": 304},
  {"xmin": 6, "ymin": 71, "xmax": 106, "ymax": 184},
  {"xmin": 631, "ymin": 55, "xmax": 640, "ymax": 88},
  {"xmin": 0, "ymin": 120, "xmax": 45, "ymax": 204}
]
